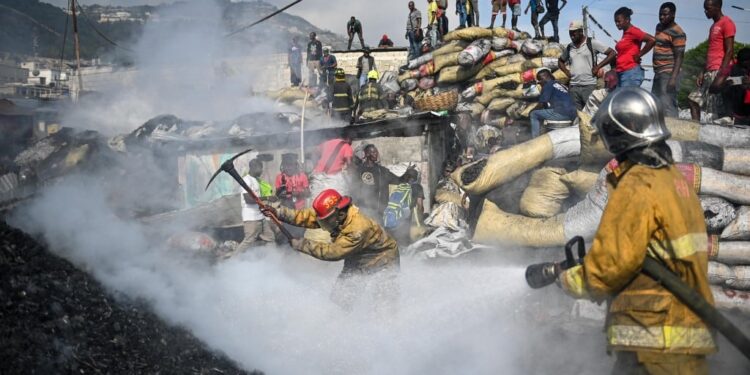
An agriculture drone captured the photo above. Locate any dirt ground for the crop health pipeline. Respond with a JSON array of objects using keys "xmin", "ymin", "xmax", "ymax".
[{"xmin": 0, "ymin": 220, "xmax": 261, "ymax": 375}]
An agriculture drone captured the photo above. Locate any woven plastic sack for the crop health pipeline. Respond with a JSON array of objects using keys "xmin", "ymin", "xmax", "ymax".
[
  {"xmin": 727, "ymin": 266, "xmax": 750, "ymax": 290},
  {"xmin": 701, "ymin": 168, "xmax": 750, "ymax": 205},
  {"xmin": 711, "ymin": 241, "xmax": 750, "ymax": 265},
  {"xmin": 474, "ymin": 200, "xmax": 566, "ymax": 247},
  {"xmin": 487, "ymin": 97, "xmax": 515, "ymax": 111},
  {"xmin": 443, "ymin": 26, "xmax": 512, "ymax": 42},
  {"xmin": 379, "ymin": 71, "xmax": 400, "ymax": 94},
  {"xmin": 520, "ymin": 167, "xmax": 570, "ymax": 218},
  {"xmin": 407, "ymin": 52, "xmax": 434, "ymax": 69},
  {"xmin": 722, "ymin": 206, "xmax": 750, "ymax": 240},
  {"xmin": 451, "ymin": 127, "xmax": 579, "ymax": 195},
  {"xmin": 521, "ymin": 39, "xmax": 545, "ymax": 57},
  {"xmin": 400, "ymin": 78, "xmax": 418, "ymax": 91},
  {"xmin": 560, "ymin": 170, "xmax": 599, "ymax": 195},
  {"xmin": 578, "ymin": 110, "xmax": 614, "ymax": 165},
  {"xmin": 708, "ymin": 261, "xmax": 735, "ymax": 285},
  {"xmin": 542, "ymin": 43, "xmax": 564, "ymax": 58},
  {"xmin": 432, "ymin": 40, "xmax": 470, "ymax": 56},
  {"xmin": 711, "ymin": 286, "xmax": 750, "ymax": 314},
  {"xmin": 437, "ymin": 64, "xmax": 483, "ymax": 84},
  {"xmin": 459, "ymin": 39, "xmax": 492, "ymax": 67},
  {"xmin": 434, "ymin": 52, "xmax": 461, "ymax": 71},
  {"xmin": 424, "ymin": 202, "xmax": 466, "ymax": 231},
  {"xmin": 506, "ymin": 101, "xmax": 529, "ymax": 119},
  {"xmin": 700, "ymin": 196, "xmax": 737, "ymax": 232},
  {"xmin": 418, "ymin": 76, "xmax": 436, "ymax": 90}
]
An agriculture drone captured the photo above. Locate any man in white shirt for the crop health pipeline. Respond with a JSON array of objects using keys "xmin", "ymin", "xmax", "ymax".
[{"xmin": 235, "ymin": 158, "xmax": 275, "ymax": 255}]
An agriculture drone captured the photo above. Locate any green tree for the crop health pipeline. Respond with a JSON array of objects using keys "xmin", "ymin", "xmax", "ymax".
[{"xmin": 678, "ymin": 39, "xmax": 748, "ymax": 107}]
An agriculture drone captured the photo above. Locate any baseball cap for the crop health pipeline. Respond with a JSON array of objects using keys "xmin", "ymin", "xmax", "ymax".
[{"xmin": 569, "ymin": 20, "xmax": 584, "ymax": 31}]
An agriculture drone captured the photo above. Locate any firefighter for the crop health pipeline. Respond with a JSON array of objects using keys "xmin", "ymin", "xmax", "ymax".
[
  {"xmin": 329, "ymin": 68, "xmax": 354, "ymax": 123},
  {"xmin": 261, "ymin": 189, "xmax": 400, "ymax": 308},
  {"xmin": 354, "ymin": 70, "xmax": 387, "ymax": 121},
  {"xmin": 556, "ymin": 87, "xmax": 716, "ymax": 374}
]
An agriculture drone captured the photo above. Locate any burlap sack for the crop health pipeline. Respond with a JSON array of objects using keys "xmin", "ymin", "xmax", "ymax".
[
  {"xmin": 722, "ymin": 206, "xmax": 750, "ymax": 240},
  {"xmin": 711, "ymin": 240, "xmax": 750, "ymax": 265},
  {"xmin": 519, "ymin": 167, "xmax": 570, "ymax": 218},
  {"xmin": 434, "ymin": 52, "xmax": 461, "ymax": 71},
  {"xmin": 443, "ymin": 26, "xmax": 512, "ymax": 42},
  {"xmin": 432, "ymin": 40, "xmax": 470, "ymax": 56},
  {"xmin": 578, "ymin": 110, "xmax": 614, "ymax": 166},
  {"xmin": 437, "ymin": 64, "xmax": 483, "ymax": 84},
  {"xmin": 487, "ymin": 97, "xmax": 515, "ymax": 111}
]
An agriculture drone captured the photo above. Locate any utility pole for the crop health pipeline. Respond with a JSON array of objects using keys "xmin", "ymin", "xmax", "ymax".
[
  {"xmin": 70, "ymin": 0, "xmax": 83, "ymax": 96},
  {"xmin": 582, "ymin": 6, "xmax": 589, "ymax": 38}
]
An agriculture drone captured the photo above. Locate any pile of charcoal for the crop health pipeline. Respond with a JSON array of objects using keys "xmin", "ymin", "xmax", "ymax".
[{"xmin": 0, "ymin": 220, "xmax": 260, "ymax": 375}]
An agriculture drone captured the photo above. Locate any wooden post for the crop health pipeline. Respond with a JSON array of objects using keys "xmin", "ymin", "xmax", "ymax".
[{"xmin": 71, "ymin": 0, "xmax": 83, "ymax": 96}]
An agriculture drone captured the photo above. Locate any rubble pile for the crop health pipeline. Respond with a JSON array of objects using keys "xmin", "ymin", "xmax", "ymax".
[{"xmin": 0, "ymin": 220, "xmax": 257, "ymax": 374}]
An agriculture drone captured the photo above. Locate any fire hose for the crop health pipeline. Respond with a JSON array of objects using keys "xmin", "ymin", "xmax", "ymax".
[{"xmin": 526, "ymin": 236, "xmax": 750, "ymax": 361}]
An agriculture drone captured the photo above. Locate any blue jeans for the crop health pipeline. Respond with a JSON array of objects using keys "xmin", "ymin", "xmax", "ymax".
[
  {"xmin": 407, "ymin": 30, "xmax": 421, "ymax": 60},
  {"xmin": 530, "ymin": 109, "xmax": 572, "ymax": 137},
  {"xmin": 618, "ymin": 66, "xmax": 645, "ymax": 88},
  {"xmin": 359, "ymin": 75, "xmax": 367, "ymax": 87},
  {"xmin": 457, "ymin": 3, "xmax": 468, "ymax": 27}
]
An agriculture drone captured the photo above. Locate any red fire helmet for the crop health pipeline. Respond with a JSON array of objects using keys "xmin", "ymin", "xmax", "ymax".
[{"xmin": 312, "ymin": 189, "xmax": 352, "ymax": 219}]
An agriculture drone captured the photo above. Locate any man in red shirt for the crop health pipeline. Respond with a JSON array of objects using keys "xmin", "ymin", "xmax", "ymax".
[
  {"xmin": 312, "ymin": 137, "xmax": 353, "ymax": 175},
  {"xmin": 275, "ymin": 153, "xmax": 310, "ymax": 210},
  {"xmin": 689, "ymin": 0, "xmax": 736, "ymax": 122}
]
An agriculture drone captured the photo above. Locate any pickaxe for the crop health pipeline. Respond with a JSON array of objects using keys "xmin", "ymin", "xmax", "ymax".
[{"xmin": 205, "ymin": 148, "xmax": 294, "ymax": 244}]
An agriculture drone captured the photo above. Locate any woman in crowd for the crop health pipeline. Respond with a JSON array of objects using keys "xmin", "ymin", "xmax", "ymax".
[{"xmin": 613, "ymin": 7, "xmax": 656, "ymax": 88}]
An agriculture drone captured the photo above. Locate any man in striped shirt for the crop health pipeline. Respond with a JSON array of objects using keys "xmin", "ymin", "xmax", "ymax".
[{"xmin": 651, "ymin": 2, "xmax": 686, "ymax": 118}]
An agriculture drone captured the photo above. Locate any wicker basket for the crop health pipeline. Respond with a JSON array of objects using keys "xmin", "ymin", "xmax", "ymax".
[{"xmin": 414, "ymin": 90, "xmax": 459, "ymax": 112}]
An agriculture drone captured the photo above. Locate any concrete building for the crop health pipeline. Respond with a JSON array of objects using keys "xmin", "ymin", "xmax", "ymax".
[{"xmin": 0, "ymin": 62, "xmax": 28, "ymax": 85}]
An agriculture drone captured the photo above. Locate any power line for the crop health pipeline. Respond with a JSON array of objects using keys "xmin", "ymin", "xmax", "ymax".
[
  {"xmin": 58, "ymin": 0, "xmax": 71, "ymax": 86},
  {"xmin": 75, "ymin": 2, "xmax": 133, "ymax": 52},
  {"xmin": 225, "ymin": 0, "xmax": 303, "ymax": 37},
  {"xmin": 588, "ymin": 6, "xmax": 750, "ymax": 24}
]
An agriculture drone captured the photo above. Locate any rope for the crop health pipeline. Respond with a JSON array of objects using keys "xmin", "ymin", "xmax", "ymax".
[
  {"xmin": 586, "ymin": 12, "xmax": 617, "ymax": 43},
  {"xmin": 226, "ymin": 0, "xmax": 303, "ymax": 37}
]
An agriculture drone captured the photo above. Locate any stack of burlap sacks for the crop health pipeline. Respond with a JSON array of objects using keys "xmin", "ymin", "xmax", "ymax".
[
  {"xmin": 449, "ymin": 114, "xmax": 750, "ymax": 315},
  {"xmin": 397, "ymin": 27, "xmax": 566, "ymax": 124}
]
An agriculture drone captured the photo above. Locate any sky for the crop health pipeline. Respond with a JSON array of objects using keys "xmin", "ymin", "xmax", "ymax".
[{"xmin": 46, "ymin": 0, "xmax": 750, "ymax": 50}]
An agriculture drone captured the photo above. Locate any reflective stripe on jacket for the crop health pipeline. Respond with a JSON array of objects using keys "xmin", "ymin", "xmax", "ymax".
[
  {"xmin": 559, "ymin": 160, "xmax": 716, "ymax": 355},
  {"xmin": 331, "ymin": 80, "xmax": 353, "ymax": 112},
  {"xmin": 278, "ymin": 204, "xmax": 400, "ymax": 273},
  {"xmin": 357, "ymin": 82, "xmax": 384, "ymax": 112}
]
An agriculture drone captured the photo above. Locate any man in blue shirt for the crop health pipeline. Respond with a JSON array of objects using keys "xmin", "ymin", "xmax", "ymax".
[{"xmin": 529, "ymin": 68, "xmax": 577, "ymax": 137}]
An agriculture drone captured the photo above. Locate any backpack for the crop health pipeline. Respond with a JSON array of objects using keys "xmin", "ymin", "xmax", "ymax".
[
  {"xmin": 565, "ymin": 38, "xmax": 596, "ymax": 69},
  {"xmin": 383, "ymin": 183, "xmax": 413, "ymax": 229}
]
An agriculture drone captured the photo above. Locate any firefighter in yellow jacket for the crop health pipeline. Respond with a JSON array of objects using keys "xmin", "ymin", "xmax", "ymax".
[
  {"xmin": 262, "ymin": 188, "xmax": 399, "ymax": 308},
  {"xmin": 354, "ymin": 70, "xmax": 387, "ymax": 121},
  {"xmin": 557, "ymin": 87, "xmax": 716, "ymax": 374}
]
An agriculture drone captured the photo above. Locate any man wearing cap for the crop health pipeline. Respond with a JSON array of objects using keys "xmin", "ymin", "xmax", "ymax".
[
  {"xmin": 559, "ymin": 20, "xmax": 616, "ymax": 110},
  {"xmin": 320, "ymin": 46, "xmax": 338, "ymax": 87},
  {"xmin": 356, "ymin": 47, "xmax": 377, "ymax": 87},
  {"xmin": 261, "ymin": 189, "xmax": 400, "ymax": 308}
]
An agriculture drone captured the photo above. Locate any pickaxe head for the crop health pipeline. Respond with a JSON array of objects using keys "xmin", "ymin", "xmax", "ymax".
[{"xmin": 204, "ymin": 148, "xmax": 254, "ymax": 191}]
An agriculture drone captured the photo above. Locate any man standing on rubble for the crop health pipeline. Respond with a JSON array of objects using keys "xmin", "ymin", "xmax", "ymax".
[
  {"xmin": 356, "ymin": 47, "xmax": 377, "ymax": 87},
  {"xmin": 558, "ymin": 20, "xmax": 616, "ymax": 110},
  {"xmin": 261, "ymin": 189, "xmax": 400, "ymax": 309},
  {"xmin": 354, "ymin": 144, "xmax": 417, "ymax": 222},
  {"xmin": 306, "ymin": 32, "xmax": 323, "ymax": 87},
  {"xmin": 651, "ymin": 2, "xmax": 686, "ymax": 118},
  {"xmin": 347, "ymin": 16, "xmax": 366, "ymax": 50},
  {"xmin": 556, "ymin": 88, "xmax": 716, "ymax": 373}
]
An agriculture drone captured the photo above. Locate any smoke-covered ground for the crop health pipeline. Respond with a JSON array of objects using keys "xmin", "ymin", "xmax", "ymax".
[{"xmin": 8, "ymin": 176, "xmax": 614, "ymax": 375}]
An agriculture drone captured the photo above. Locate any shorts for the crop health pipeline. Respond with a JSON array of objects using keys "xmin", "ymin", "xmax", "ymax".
[
  {"xmin": 511, "ymin": 3, "xmax": 521, "ymax": 16},
  {"xmin": 492, "ymin": 0, "xmax": 507, "ymax": 14},
  {"xmin": 688, "ymin": 70, "xmax": 723, "ymax": 120}
]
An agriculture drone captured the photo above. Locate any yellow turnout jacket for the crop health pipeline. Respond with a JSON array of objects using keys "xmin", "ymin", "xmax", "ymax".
[
  {"xmin": 278, "ymin": 204, "xmax": 400, "ymax": 273},
  {"xmin": 559, "ymin": 160, "xmax": 716, "ymax": 355}
]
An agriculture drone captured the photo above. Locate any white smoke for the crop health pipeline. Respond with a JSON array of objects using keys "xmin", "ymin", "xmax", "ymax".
[{"xmin": 10, "ymin": 175, "xmax": 619, "ymax": 374}]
